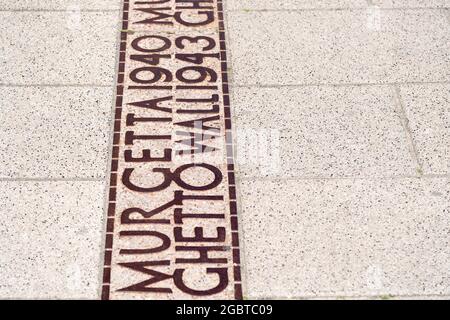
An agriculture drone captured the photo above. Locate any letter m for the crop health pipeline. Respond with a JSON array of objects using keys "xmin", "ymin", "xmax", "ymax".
[{"xmin": 117, "ymin": 260, "xmax": 173, "ymax": 293}]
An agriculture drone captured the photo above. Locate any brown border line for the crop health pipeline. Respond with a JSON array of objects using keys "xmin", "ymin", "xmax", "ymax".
[
  {"xmin": 101, "ymin": 0, "xmax": 129, "ymax": 301},
  {"xmin": 100, "ymin": 0, "xmax": 243, "ymax": 300},
  {"xmin": 217, "ymin": 0, "xmax": 243, "ymax": 300}
]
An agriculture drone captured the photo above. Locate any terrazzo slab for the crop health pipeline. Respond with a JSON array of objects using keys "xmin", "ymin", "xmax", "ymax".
[
  {"xmin": 227, "ymin": 0, "xmax": 367, "ymax": 10},
  {"xmin": 0, "ymin": 11, "xmax": 118, "ymax": 85},
  {"xmin": 232, "ymin": 85, "xmax": 417, "ymax": 178},
  {"xmin": 0, "ymin": 0, "xmax": 121, "ymax": 10},
  {"xmin": 0, "ymin": 87, "xmax": 112, "ymax": 179},
  {"xmin": 372, "ymin": 0, "xmax": 450, "ymax": 8},
  {"xmin": 227, "ymin": 9, "xmax": 450, "ymax": 85},
  {"xmin": 226, "ymin": 0, "xmax": 450, "ymax": 10},
  {"xmin": 399, "ymin": 84, "xmax": 450, "ymax": 175},
  {"xmin": 239, "ymin": 177, "xmax": 450, "ymax": 299},
  {"xmin": 101, "ymin": 0, "xmax": 242, "ymax": 300},
  {"xmin": 0, "ymin": 181, "xmax": 105, "ymax": 299}
]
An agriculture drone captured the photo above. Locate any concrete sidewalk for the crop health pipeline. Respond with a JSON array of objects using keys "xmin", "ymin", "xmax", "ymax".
[{"xmin": 0, "ymin": 0, "xmax": 449, "ymax": 299}]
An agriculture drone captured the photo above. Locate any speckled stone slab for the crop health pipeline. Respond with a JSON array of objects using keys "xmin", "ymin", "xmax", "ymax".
[
  {"xmin": 0, "ymin": 87, "xmax": 112, "ymax": 179},
  {"xmin": 0, "ymin": 11, "xmax": 119, "ymax": 85},
  {"xmin": 228, "ymin": 9, "xmax": 450, "ymax": 85},
  {"xmin": 232, "ymin": 85, "xmax": 418, "ymax": 179},
  {"xmin": 227, "ymin": 0, "xmax": 367, "ymax": 10},
  {"xmin": 0, "ymin": 181, "xmax": 105, "ymax": 299},
  {"xmin": 240, "ymin": 177, "xmax": 450, "ymax": 299},
  {"xmin": 372, "ymin": 0, "xmax": 450, "ymax": 8},
  {"xmin": 399, "ymin": 84, "xmax": 450, "ymax": 175},
  {"xmin": 101, "ymin": 0, "xmax": 242, "ymax": 300},
  {"xmin": 0, "ymin": 0, "xmax": 121, "ymax": 10},
  {"xmin": 226, "ymin": 0, "xmax": 450, "ymax": 10}
]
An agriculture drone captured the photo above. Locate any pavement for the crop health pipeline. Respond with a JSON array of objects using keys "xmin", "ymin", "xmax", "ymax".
[{"xmin": 0, "ymin": 0, "xmax": 449, "ymax": 300}]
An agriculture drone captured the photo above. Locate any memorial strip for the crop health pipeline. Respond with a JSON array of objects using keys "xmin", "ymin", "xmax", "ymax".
[{"xmin": 101, "ymin": 0, "xmax": 243, "ymax": 300}]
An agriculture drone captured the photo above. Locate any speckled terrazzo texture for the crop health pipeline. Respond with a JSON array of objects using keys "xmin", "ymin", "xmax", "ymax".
[
  {"xmin": 0, "ymin": 11, "xmax": 119, "ymax": 85},
  {"xmin": 226, "ymin": 3, "xmax": 450, "ymax": 300},
  {"xmin": 399, "ymin": 84, "xmax": 450, "ymax": 175},
  {"xmin": 226, "ymin": 0, "xmax": 368, "ymax": 10},
  {"xmin": 239, "ymin": 178, "xmax": 450, "ymax": 298},
  {"xmin": 226, "ymin": 0, "xmax": 450, "ymax": 10},
  {"xmin": 228, "ymin": 9, "xmax": 450, "ymax": 85},
  {"xmin": 372, "ymin": 0, "xmax": 450, "ymax": 8},
  {"xmin": 0, "ymin": 5, "xmax": 118, "ymax": 299},
  {"xmin": 0, "ymin": 0, "xmax": 121, "ymax": 10},
  {"xmin": 0, "ymin": 181, "xmax": 105, "ymax": 299},
  {"xmin": 0, "ymin": 87, "xmax": 112, "ymax": 179},
  {"xmin": 232, "ymin": 85, "xmax": 418, "ymax": 178}
]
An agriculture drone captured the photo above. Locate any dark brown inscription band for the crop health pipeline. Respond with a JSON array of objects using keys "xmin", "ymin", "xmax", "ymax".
[{"xmin": 101, "ymin": 0, "xmax": 242, "ymax": 300}]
